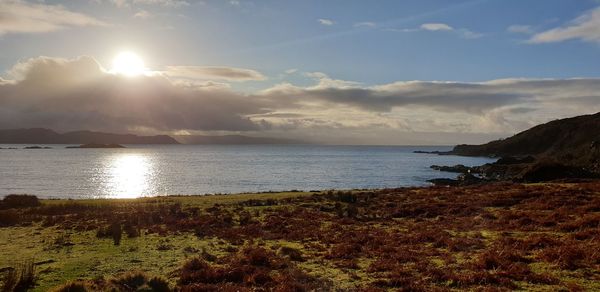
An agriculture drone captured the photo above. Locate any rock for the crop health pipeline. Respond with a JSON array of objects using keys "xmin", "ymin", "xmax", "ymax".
[
  {"xmin": 457, "ymin": 173, "xmax": 485, "ymax": 185},
  {"xmin": 414, "ymin": 150, "xmax": 453, "ymax": 155},
  {"xmin": 518, "ymin": 162, "xmax": 598, "ymax": 183},
  {"xmin": 430, "ymin": 164, "xmax": 473, "ymax": 173},
  {"xmin": 495, "ymin": 156, "xmax": 535, "ymax": 165},
  {"xmin": 427, "ymin": 178, "xmax": 459, "ymax": 186},
  {"xmin": 23, "ymin": 146, "xmax": 52, "ymax": 149}
]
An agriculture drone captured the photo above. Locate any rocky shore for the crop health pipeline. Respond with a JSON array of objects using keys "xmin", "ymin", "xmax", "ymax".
[{"xmin": 422, "ymin": 112, "xmax": 600, "ymax": 186}]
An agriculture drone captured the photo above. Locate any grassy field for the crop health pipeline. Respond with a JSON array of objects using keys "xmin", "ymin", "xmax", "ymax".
[{"xmin": 1, "ymin": 183, "xmax": 599, "ymax": 291}]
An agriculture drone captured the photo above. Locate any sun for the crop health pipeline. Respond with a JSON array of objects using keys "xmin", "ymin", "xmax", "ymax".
[{"xmin": 111, "ymin": 51, "xmax": 146, "ymax": 76}]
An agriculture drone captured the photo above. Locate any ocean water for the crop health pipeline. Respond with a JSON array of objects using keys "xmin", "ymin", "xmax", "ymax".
[{"xmin": 0, "ymin": 145, "xmax": 495, "ymax": 199}]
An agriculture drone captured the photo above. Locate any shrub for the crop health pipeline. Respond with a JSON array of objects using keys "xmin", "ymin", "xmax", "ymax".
[
  {"xmin": 124, "ymin": 223, "xmax": 140, "ymax": 238},
  {"xmin": 147, "ymin": 276, "xmax": 171, "ymax": 292},
  {"xmin": 51, "ymin": 272, "xmax": 171, "ymax": 292},
  {"xmin": 336, "ymin": 191, "xmax": 357, "ymax": 203},
  {"xmin": 0, "ymin": 195, "xmax": 40, "ymax": 209},
  {"xmin": 2, "ymin": 260, "xmax": 35, "ymax": 292},
  {"xmin": 538, "ymin": 244, "xmax": 588, "ymax": 270},
  {"xmin": 110, "ymin": 271, "xmax": 147, "ymax": 290},
  {"xmin": 110, "ymin": 222, "xmax": 122, "ymax": 245},
  {"xmin": 178, "ymin": 245, "xmax": 329, "ymax": 290},
  {"xmin": 278, "ymin": 246, "xmax": 304, "ymax": 262},
  {"xmin": 49, "ymin": 281, "xmax": 88, "ymax": 292},
  {"xmin": 178, "ymin": 257, "xmax": 222, "ymax": 285},
  {"xmin": 0, "ymin": 210, "xmax": 20, "ymax": 227}
]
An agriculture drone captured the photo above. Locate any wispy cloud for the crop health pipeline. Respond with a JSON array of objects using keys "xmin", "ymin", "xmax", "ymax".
[
  {"xmin": 0, "ymin": 0, "xmax": 107, "ymax": 35},
  {"xmin": 388, "ymin": 22, "xmax": 482, "ymax": 39},
  {"xmin": 318, "ymin": 18, "xmax": 334, "ymax": 26},
  {"xmin": 304, "ymin": 72, "xmax": 361, "ymax": 89},
  {"xmin": 420, "ymin": 23, "xmax": 453, "ymax": 31},
  {"xmin": 103, "ymin": 0, "xmax": 190, "ymax": 8},
  {"xmin": 530, "ymin": 7, "xmax": 600, "ymax": 43},
  {"xmin": 354, "ymin": 22, "xmax": 376, "ymax": 28},
  {"xmin": 457, "ymin": 28, "xmax": 483, "ymax": 39},
  {"xmin": 133, "ymin": 10, "xmax": 153, "ymax": 19},
  {"xmin": 507, "ymin": 25, "xmax": 534, "ymax": 34},
  {"xmin": 164, "ymin": 66, "xmax": 266, "ymax": 81}
]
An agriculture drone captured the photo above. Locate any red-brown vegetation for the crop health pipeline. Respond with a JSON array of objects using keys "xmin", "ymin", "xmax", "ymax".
[{"xmin": 3, "ymin": 182, "xmax": 600, "ymax": 290}]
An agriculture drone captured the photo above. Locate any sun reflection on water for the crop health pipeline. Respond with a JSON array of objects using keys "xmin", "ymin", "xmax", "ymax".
[{"xmin": 105, "ymin": 154, "xmax": 154, "ymax": 198}]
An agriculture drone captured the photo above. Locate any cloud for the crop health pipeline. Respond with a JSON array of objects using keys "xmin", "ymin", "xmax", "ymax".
[
  {"xmin": 134, "ymin": 0, "xmax": 190, "ymax": 7},
  {"xmin": 0, "ymin": 56, "xmax": 267, "ymax": 133},
  {"xmin": 164, "ymin": 66, "xmax": 266, "ymax": 81},
  {"xmin": 0, "ymin": 0, "xmax": 107, "ymax": 35},
  {"xmin": 2, "ymin": 56, "xmax": 600, "ymax": 144},
  {"xmin": 507, "ymin": 25, "xmax": 534, "ymax": 34},
  {"xmin": 318, "ymin": 19, "xmax": 334, "ymax": 26},
  {"xmin": 530, "ymin": 7, "xmax": 600, "ymax": 43},
  {"xmin": 420, "ymin": 23, "xmax": 453, "ymax": 31},
  {"xmin": 133, "ymin": 10, "xmax": 153, "ymax": 19},
  {"xmin": 390, "ymin": 23, "xmax": 482, "ymax": 39},
  {"xmin": 457, "ymin": 28, "xmax": 483, "ymax": 39},
  {"xmin": 104, "ymin": 0, "xmax": 190, "ymax": 7},
  {"xmin": 354, "ymin": 22, "xmax": 376, "ymax": 28},
  {"xmin": 261, "ymin": 77, "xmax": 600, "ymax": 119},
  {"xmin": 304, "ymin": 72, "xmax": 361, "ymax": 89}
]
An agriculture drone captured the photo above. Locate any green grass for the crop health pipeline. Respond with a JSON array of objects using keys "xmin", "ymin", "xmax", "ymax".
[
  {"xmin": 0, "ymin": 191, "xmax": 325, "ymax": 291},
  {"xmin": 2, "ymin": 184, "xmax": 599, "ymax": 291},
  {"xmin": 0, "ymin": 225, "xmax": 225, "ymax": 291}
]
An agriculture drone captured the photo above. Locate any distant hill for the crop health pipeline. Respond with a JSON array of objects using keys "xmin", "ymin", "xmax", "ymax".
[
  {"xmin": 0, "ymin": 128, "xmax": 179, "ymax": 144},
  {"xmin": 418, "ymin": 112, "xmax": 600, "ymax": 183},
  {"xmin": 0, "ymin": 128, "xmax": 304, "ymax": 145},
  {"xmin": 173, "ymin": 135, "xmax": 302, "ymax": 145},
  {"xmin": 451, "ymin": 113, "xmax": 600, "ymax": 157},
  {"xmin": 448, "ymin": 112, "xmax": 600, "ymax": 173}
]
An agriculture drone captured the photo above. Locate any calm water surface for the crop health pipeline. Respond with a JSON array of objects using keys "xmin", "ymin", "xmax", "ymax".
[{"xmin": 0, "ymin": 145, "xmax": 495, "ymax": 199}]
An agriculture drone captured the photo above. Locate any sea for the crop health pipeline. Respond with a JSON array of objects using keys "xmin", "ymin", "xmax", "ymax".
[{"xmin": 0, "ymin": 145, "xmax": 495, "ymax": 199}]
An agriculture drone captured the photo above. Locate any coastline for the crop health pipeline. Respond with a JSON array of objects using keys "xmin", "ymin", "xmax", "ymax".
[{"xmin": 2, "ymin": 182, "xmax": 599, "ymax": 291}]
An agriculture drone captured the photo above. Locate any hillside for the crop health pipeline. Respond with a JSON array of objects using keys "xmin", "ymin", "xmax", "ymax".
[
  {"xmin": 0, "ymin": 128, "xmax": 179, "ymax": 144},
  {"xmin": 0, "ymin": 128, "xmax": 304, "ymax": 145},
  {"xmin": 173, "ymin": 134, "xmax": 302, "ymax": 145},
  {"xmin": 451, "ymin": 112, "xmax": 600, "ymax": 166},
  {"xmin": 421, "ymin": 113, "xmax": 600, "ymax": 183}
]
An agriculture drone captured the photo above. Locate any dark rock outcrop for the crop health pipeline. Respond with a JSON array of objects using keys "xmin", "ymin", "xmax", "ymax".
[
  {"xmin": 430, "ymin": 164, "xmax": 472, "ymax": 173},
  {"xmin": 518, "ymin": 162, "xmax": 598, "ymax": 183},
  {"xmin": 23, "ymin": 146, "xmax": 52, "ymax": 149},
  {"xmin": 448, "ymin": 112, "xmax": 600, "ymax": 166},
  {"xmin": 424, "ymin": 112, "xmax": 600, "ymax": 183}
]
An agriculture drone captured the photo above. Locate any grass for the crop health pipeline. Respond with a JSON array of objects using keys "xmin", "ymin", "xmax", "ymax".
[{"xmin": 1, "ymin": 183, "xmax": 600, "ymax": 290}]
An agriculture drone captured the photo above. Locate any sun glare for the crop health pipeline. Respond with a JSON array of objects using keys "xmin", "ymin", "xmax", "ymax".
[
  {"xmin": 111, "ymin": 51, "xmax": 146, "ymax": 76},
  {"xmin": 105, "ymin": 154, "xmax": 154, "ymax": 198}
]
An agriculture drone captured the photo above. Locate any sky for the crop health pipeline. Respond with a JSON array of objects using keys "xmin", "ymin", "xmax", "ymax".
[{"xmin": 1, "ymin": 0, "xmax": 600, "ymax": 145}]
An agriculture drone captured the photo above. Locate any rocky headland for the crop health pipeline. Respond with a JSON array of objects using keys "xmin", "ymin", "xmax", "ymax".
[{"xmin": 424, "ymin": 112, "xmax": 600, "ymax": 185}]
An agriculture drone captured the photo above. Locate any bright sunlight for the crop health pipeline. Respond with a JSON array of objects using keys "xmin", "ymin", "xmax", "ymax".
[
  {"xmin": 105, "ymin": 153, "xmax": 154, "ymax": 198},
  {"xmin": 111, "ymin": 51, "xmax": 146, "ymax": 76}
]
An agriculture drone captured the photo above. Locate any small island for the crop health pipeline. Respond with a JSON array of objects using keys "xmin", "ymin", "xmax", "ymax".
[
  {"xmin": 23, "ymin": 146, "xmax": 52, "ymax": 149},
  {"xmin": 66, "ymin": 143, "xmax": 126, "ymax": 149}
]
